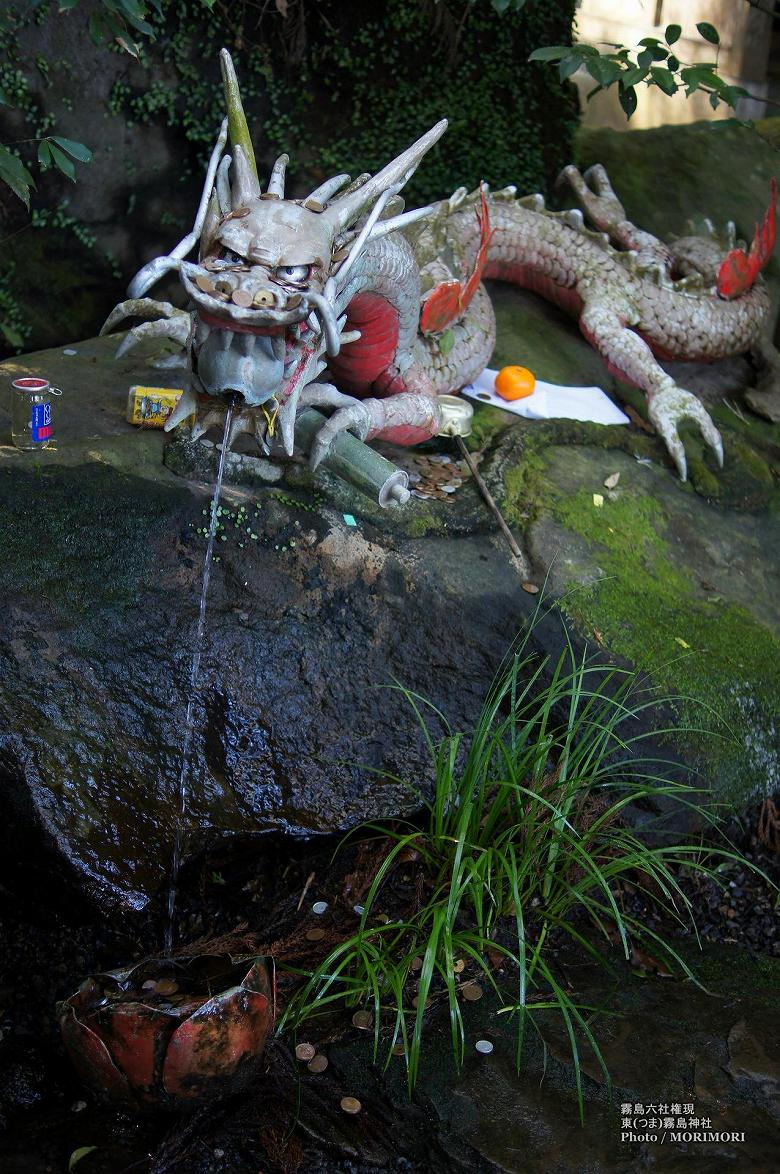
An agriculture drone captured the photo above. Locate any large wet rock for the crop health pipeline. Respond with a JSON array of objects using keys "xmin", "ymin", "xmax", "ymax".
[{"xmin": 0, "ymin": 464, "xmax": 533, "ymax": 909}]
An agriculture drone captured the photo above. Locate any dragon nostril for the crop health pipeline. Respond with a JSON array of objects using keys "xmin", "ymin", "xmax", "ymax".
[
  {"xmin": 214, "ymin": 278, "xmax": 234, "ymax": 297},
  {"xmin": 253, "ymin": 289, "xmax": 276, "ymax": 308}
]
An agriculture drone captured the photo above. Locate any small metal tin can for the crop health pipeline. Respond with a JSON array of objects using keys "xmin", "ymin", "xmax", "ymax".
[
  {"xmin": 10, "ymin": 376, "xmax": 61, "ymax": 451},
  {"xmin": 126, "ymin": 385, "xmax": 185, "ymax": 428}
]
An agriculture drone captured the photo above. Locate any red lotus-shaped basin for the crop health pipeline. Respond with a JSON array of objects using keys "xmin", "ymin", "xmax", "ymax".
[{"xmin": 58, "ymin": 953, "xmax": 274, "ymax": 1110}]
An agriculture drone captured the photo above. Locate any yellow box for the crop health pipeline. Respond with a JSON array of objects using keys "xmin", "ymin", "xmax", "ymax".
[{"xmin": 126, "ymin": 385, "xmax": 186, "ymax": 428}]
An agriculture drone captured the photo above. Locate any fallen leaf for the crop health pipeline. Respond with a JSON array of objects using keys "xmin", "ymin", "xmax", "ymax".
[
  {"xmin": 674, "ymin": 637, "xmax": 691, "ymax": 649},
  {"xmin": 630, "ymin": 946, "xmax": 673, "ymax": 978},
  {"xmin": 69, "ymin": 1148, "xmax": 98, "ymax": 1172},
  {"xmin": 603, "ymin": 472, "xmax": 620, "ymax": 489},
  {"xmin": 592, "ymin": 493, "xmax": 604, "ymax": 508}
]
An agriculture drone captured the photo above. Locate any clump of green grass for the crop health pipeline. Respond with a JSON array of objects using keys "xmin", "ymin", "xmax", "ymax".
[{"xmin": 280, "ymin": 610, "xmax": 768, "ymax": 1117}]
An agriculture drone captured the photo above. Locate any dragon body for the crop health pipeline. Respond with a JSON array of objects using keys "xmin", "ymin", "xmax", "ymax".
[{"xmin": 104, "ymin": 50, "xmax": 777, "ymax": 485}]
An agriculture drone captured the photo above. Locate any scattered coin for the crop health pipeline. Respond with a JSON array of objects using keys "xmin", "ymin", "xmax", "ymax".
[
  {"xmin": 353, "ymin": 904, "xmax": 365, "ymax": 916},
  {"xmin": 63, "ymin": 348, "xmax": 78, "ymax": 356},
  {"xmin": 475, "ymin": 1039, "xmax": 494, "ymax": 1054},
  {"xmin": 375, "ymin": 913, "xmax": 390, "ymax": 924},
  {"xmin": 461, "ymin": 982, "xmax": 483, "ymax": 1002},
  {"xmin": 142, "ymin": 979, "xmax": 156, "ymax": 991},
  {"xmin": 521, "ymin": 581, "xmax": 540, "ymax": 595},
  {"xmin": 308, "ymin": 1053, "xmax": 329, "ymax": 1073},
  {"xmin": 340, "ymin": 1096, "xmax": 362, "ymax": 1114},
  {"xmin": 295, "ymin": 1042, "xmax": 316, "ymax": 1062},
  {"xmin": 306, "ymin": 927, "xmax": 326, "ymax": 942},
  {"xmin": 352, "ymin": 1010, "xmax": 373, "ymax": 1030},
  {"xmin": 453, "ymin": 959, "xmax": 465, "ymax": 974},
  {"xmin": 391, "ymin": 1042, "xmax": 406, "ymax": 1056},
  {"xmin": 311, "ymin": 901, "xmax": 329, "ymax": 915},
  {"xmin": 412, "ymin": 995, "xmax": 432, "ymax": 1009},
  {"xmin": 231, "ymin": 288, "xmax": 254, "ymax": 307},
  {"xmin": 410, "ymin": 956, "xmax": 423, "ymax": 972}
]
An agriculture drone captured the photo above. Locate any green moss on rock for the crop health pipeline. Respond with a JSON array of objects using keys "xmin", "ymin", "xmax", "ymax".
[{"xmin": 552, "ymin": 487, "xmax": 780, "ymax": 803}]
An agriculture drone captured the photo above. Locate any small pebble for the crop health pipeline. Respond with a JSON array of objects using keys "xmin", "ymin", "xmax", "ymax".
[
  {"xmin": 340, "ymin": 1096, "xmax": 362, "ymax": 1114},
  {"xmin": 475, "ymin": 1040, "xmax": 494, "ymax": 1055},
  {"xmin": 311, "ymin": 901, "xmax": 329, "ymax": 915}
]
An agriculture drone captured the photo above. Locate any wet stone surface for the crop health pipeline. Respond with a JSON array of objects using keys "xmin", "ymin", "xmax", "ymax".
[{"xmin": 0, "ymin": 450, "xmax": 537, "ymax": 906}]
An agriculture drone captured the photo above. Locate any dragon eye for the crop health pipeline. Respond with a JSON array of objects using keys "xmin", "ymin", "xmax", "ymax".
[{"xmin": 275, "ymin": 264, "xmax": 311, "ymax": 285}]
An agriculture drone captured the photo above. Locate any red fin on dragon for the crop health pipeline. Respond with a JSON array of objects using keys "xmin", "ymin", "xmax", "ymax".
[{"xmin": 102, "ymin": 49, "xmax": 778, "ymax": 486}]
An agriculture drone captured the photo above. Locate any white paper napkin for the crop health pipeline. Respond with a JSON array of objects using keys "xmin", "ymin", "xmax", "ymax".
[{"xmin": 461, "ymin": 367, "xmax": 630, "ymax": 426}]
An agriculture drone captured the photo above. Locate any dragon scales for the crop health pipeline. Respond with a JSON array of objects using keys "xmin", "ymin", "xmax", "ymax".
[{"xmin": 103, "ymin": 50, "xmax": 778, "ymax": 484}]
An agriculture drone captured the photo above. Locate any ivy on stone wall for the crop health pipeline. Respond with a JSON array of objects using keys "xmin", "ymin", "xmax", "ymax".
[
  {"xmin": 0, "ymin": 0, "xmax": 577, "ymax": 355},
  {"xmin": 111, "ymin": 0, "xmax": 578, "ymax": 204}
]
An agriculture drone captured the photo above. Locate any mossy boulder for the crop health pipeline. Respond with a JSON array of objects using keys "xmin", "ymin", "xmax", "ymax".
[{"xmin": 514, "ymin": 439, "xmax": 780, "ymax": 807}]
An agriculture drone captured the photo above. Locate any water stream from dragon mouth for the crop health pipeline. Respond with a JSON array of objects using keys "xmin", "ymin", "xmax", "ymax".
[{"xmin": 165, "ymin": 399, "xmax": 235, "ymax": 955}]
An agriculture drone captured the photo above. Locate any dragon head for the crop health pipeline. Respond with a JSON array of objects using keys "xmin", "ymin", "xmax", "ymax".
[{"xmin": 125, "ymin": 50, "xmax": 445, "ymax": 452}]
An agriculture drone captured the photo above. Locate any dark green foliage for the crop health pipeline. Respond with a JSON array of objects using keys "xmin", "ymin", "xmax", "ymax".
[{"xmin": 113, "ymin": 0, "xmax": 579, "ymax": 204}]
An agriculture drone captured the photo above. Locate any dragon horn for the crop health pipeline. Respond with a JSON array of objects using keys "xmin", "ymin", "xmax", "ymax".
[
  {"xmin": 266, "ymin": 153, "xmax": 289, "ymax": 198},
  {"xmin": 323, "ymin": 119, "xmax": 448, "ymax": 232},
  {"xmin": 219, "ymin": 48, "xmax": 260, "ymax": 190}
]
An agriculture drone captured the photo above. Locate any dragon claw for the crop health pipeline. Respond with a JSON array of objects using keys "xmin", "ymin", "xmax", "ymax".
[
  {"xmin": 308, "ymin": 402, "xmax": 373, "ymax": 471},
  {"xmin": 648, "ymin": 386, "xmax": 723, "ymax": 481},
  {"xmin": 559, "ymin": 163, "xmax": 627, "ymax": 235}
]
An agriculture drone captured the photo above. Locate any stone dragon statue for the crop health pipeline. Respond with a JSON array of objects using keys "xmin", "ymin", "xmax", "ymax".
[{"xmin": 103, "ymin": 49, "xmax": 778, "ymax": 484}]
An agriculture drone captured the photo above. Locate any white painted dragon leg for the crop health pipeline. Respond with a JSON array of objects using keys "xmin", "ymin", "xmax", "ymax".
[
  {"xmin": 559, "ymin": 164, "xmax": 671, "ymax": 271},
  {"xmin": 579, "ymin": 298, "xmax": 723, "ymax": 481},
  {"xmin": 307, "ymin": 391, "xmax": 444, "ymax": 471}
]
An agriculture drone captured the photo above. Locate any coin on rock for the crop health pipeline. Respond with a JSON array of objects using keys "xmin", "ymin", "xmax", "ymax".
[
  {"xmin": 195, "ymin": 275, "xmax": 216, "ymax": 294},
  {"xmin": 308, "ymin": 1053, "xmax": 328, "ymax": 1073},
  {"xmin": 340, "ymin": 1096, "xmax": 362, "ymax": 1114},
  {"xmin": 231, "ymin": 288, "xmax": 254, "ymax": 307},
  {"xmin": 295, "ymin": 1042, "xmax": 316, "ymax": 1062}
]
